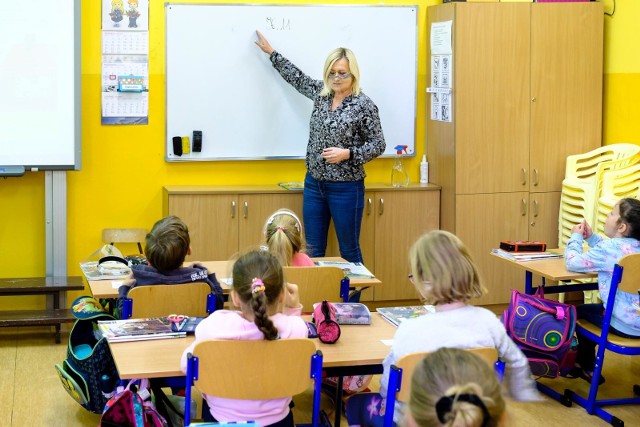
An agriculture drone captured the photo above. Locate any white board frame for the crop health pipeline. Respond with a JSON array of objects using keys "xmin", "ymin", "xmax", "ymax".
[{"xmin": 165, "ymin": 3, "xmax": 417, "ymax": 161}]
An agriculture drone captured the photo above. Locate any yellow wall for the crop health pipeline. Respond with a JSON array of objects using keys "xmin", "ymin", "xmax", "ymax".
[{"xmin": 1, "ymin": 0, "xmax": 638, "ymax": 309}]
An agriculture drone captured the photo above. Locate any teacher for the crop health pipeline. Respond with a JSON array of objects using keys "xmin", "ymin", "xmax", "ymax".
[{"xmin": 255, "ymin": 31, "xmax": 386, "ymax": 263}]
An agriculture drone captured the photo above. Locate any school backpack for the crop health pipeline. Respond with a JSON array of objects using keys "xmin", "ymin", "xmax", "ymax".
[
  {"xmin": 502, "ymin": 288, "xmax": 577, "ymax": 378},
  {"xmin": 55, "ymin": 296, "xmax": 120, "ymax": 413}
]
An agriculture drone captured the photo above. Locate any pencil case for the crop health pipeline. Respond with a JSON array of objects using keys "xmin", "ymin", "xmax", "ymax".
[
  {"xmin": 500, "ymin": 241, "xmax": 547, "ymax": 252},
  {"xmin": 313, "ymin": 300, "xmax": 341, "ymax": 344}
]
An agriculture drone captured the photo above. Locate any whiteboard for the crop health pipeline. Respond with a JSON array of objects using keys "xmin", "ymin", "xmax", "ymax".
[
  {"xmin": 165, "ymin": 4, "xmax": 417, "ymax": 161},
  {"xmin": 0, "ymin": 0, "xmax": 81, "ymax": 170}
]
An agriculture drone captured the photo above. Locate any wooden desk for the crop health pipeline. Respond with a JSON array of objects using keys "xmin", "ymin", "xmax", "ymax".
[
  {"xmin": 492, "ymin": 253, "xmax": 598, "ymax": 295},
  {"xmin": 110, "ymin": 313, "xmax": 395, "ymax": 426},
  {"xmin": 88, "ymin": 258, "xmax": 381, "ymax": 299}
]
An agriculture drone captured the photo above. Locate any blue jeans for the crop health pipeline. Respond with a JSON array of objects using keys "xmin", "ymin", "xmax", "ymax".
[
  {"xmin": 303, "ymin": 173, "xmax": 364, "ymax": 263},
  {"xmin": 576, "ymin": 303, "xmax": 639, "ymax": 371}
]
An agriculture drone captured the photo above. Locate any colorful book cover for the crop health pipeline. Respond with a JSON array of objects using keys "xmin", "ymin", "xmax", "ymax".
[
  {"xmin": 97, "ymin": 317, "xmax": 186, "ymax": 342},
  {"xmin": 314, "ymin": 260, "xmax": 375, "ymax": 279},
  {"xmin": 376, "ymin": 305, "xmax": 435, "ymax": 327}
]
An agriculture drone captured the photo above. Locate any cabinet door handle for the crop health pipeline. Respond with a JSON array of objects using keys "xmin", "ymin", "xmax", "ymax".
[
  {"xmin": 243, "ymin": 201, "xmax": 248, "ymax": 219},
  {"xmin": 533, "ymin": 199, "xmax": 539, "ymax": 217},
  {"xmin": 231, "ymin": 201, "xmax": 236, "ymax": 218},
  {"xmin": 521, "ymin": 199, "xmax": 527, "ymax": 216},
  {"xmin": 521, "ymin": 168, "xmax": 527, "ymax": 186},
  {"xmin": 366, "ymin": 198, "xmax": 372, "ymax": 216},
  {"xmin": 533, "ymin": 169, "xmax": 539, "ymax": 187},
  {"xmin": 379, "ymin": 198, "xmax": 384, "ymax": 215}
]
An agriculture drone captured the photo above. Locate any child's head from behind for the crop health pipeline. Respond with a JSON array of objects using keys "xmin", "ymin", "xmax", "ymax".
[
  {"xmin": 264, "ymin": 209, "xmax": 305, "ymax": 266},
  {"xmin": 145, "ymin": 216, "xmax": 190, "ymax": 273},
  {"xmin": 406, "ymin": 347, "xmax": 505, "ymax": 427},
  {"xmin": 607, "ymin": 198, "xmax": 640, "ymax": 240},
  {"xmin": 232, "ymin": 250, "xmax": 285, "ymax": 340},
  {"xmin": 409, "ymin": 230, "xmax": 485, "ymax": 305}
]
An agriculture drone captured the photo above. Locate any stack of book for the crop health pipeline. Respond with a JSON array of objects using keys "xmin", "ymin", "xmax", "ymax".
[
  {"xmin": 376, "ymin": 305, "xmax": 435, "ymax": 327},
  {"xmin": 314, "ymin": 260, "xmax": 375, "ymax": 279},
  {"xmin": 491, "ymin": 248, "xmax": 563, "ymax": 262},
  {"xmin": 97, "ymin": 317, "xmax": 186, "ymax": 342}
]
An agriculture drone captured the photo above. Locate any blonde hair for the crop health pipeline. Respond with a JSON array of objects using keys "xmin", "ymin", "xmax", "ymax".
[
  {"xmin": 320, "ymin": 47, "xmax": 361, "ymax": 97},
  {"xmin": 264, "ymin": 209, "xmax": 306, "ymax": 267},
  {"xmin": 408, "ymin": 230, "xmax": 486, "ymax": 305},
  {"xmin": 407, "ymin": 348, "xmax": 505, "ymax": 427}
]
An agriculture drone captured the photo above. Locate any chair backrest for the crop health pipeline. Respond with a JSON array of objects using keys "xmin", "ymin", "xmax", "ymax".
[
  {"xmin": 126, "ymin": 282, "xmax": 212, "ymax": 318},
  {"xmin": 102, "ymin": 228, "xmax": 148, "ymax": 254},
  {"xmin": 184, "ymin": 339, "xmax": 323, "ymax": 426},
  {"xmin": 282, "ymin": 266, "xmax": 347, "ymax": 311},
  {"xmin": 617, "ymin": 253, "xmax": 640, "ymax": 295},
  {"xmin": 564, "ymin": 143, "xmax": 640, "ymax": 181}
]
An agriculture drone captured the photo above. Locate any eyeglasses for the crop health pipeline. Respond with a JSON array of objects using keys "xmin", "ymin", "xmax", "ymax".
[
  {"xmin": 328, "ymin": 72, "xmax": 352, "ymax": 80},
  {"xmin": 408, "ymin": 274, "xmax": 431, "ymax": 287},
  {"xmin": 408, "ymin": 274, "xmax": 414, "ymax": 284}
]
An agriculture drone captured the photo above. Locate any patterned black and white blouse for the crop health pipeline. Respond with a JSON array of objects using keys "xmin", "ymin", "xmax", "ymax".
[{"xmin": 270, "ymin": 51, "xmax": 386, "ymax": 182}]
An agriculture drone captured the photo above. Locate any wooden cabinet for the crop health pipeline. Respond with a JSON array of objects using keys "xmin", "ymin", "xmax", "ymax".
[
  {"xmin": 164, "ymin": 184, "xmax": 441, "ymax": 302},
  {"xmin": 164, "ymin": 186, "xmax": 302, "ymax": 261},
  {"xmin": 427, "ymin": 2, "xmax": 602, "ymax": 304}
]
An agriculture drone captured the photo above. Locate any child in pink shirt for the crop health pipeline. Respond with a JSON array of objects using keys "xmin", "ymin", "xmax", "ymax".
[
  {"xmin": 264, "ymin": 209, "xmax": 315, "ymax": 267},
  {"xmin": 180, "ymin": 250, "xmax": 307, "ymax": 426}
]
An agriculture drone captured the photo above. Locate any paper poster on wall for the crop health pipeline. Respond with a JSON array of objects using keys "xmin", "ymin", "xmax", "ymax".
[
  {"xmin": 429, "ymin": 54, "xmax": 452, "ymax": 122},
  {"xmin": 430, "ymin": 21, "xmax": 452, "ymax": 55},
  {"xmin": 101, "ymin": 0, "xmax": 149, "ymax": 125}
]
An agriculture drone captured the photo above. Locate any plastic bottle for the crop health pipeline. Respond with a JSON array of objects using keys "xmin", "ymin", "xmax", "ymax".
[
  {"xmin": 100, "ymin": 374, "xmax": 115, "ymax": 400},
  {"xmin": 391, "ymin": 145, "xmax": 409, "ymax": 188},
  {"xmin": 420, "ymin": 154, "xmax": 429, "ymax": 184}
]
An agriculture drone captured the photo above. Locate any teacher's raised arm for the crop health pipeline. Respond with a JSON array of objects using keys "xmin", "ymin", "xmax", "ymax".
[{"xmin": 254, "ymin": 30, "xmax": 386, "ymax": 266}]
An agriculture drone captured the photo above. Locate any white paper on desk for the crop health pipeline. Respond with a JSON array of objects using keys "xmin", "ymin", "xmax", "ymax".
[
  {"xmin": 381, "ymin": 339, "xmax": 394, "ymax": 346},
  {"xmin": 220, "ymin": 278, "xmax": 233, "ymax": 285},
  {"xmin": 431, "ymin": 21, "xmax": 452, "ymax": 55},
  {"xmin": 112, "ymin": 281, "xmax": 123, "ymax": 289}
]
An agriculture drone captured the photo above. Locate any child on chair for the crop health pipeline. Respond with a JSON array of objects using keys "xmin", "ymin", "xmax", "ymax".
[
  {"xmin": 117, "ymin": 215, "xmax": 224, "ymax": 316},
  {"xmin": 405, "ymin": 348, "xmax": 508, "ymax": 427},
  {"xmin": 264, "ymin": 208, "xmax": 315, "ymax": 267},
  {"xmin": 345, "ymin": 230, "xmax": 539, "ymax": 427},
  {"xmin": 565, "ymin": 197, "xmax": 640, "ymax": 383},
  {"xmin": 180, "ymin": 250, "xmax": 306, "ymax": 427}
]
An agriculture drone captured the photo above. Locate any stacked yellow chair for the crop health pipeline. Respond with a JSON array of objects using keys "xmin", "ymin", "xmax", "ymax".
[{"xmin": 558, "ymin": 144, "xmax": 640, "ymax": 303}]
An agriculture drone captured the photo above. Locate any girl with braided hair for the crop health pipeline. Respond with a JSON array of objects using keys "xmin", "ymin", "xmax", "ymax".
[{"xmin": 180, "ymin": 250, "xmax": 307, "ymax": 427}]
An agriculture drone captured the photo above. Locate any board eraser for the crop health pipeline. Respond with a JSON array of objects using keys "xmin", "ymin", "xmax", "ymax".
[
  {"xmin": 172, "ymin": 136, "xmax": 182, "ymax": 156},
  {"xmin": 182, "ymin": 136, "xmax": 191, "ymax": 154},
  {"xmin": 193, "ymin": 130, "xmax": 202, "ymax": 152}
]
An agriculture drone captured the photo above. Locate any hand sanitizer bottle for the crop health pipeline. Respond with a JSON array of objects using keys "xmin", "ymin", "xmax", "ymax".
[
  {"xmin": 391, "ymin": 145, "xmax": 409, "ymax": 188},
  {"xmin": 420, "ymin": 154, "xmax": 429, "ymax": 184}
]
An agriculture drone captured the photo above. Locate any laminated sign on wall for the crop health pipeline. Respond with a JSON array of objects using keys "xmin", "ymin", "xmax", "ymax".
[{"xmin": 428, "ymin": 21, "xmax": 452, "ymax": 123}]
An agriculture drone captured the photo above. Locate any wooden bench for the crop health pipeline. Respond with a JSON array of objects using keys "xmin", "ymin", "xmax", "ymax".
[{"xmin": 0, "ymin": 276, "xmax": 85, "ymax": 343}]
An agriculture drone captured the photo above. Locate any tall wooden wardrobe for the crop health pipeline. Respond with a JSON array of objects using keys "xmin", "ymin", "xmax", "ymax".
[{"xmin": 426, "ymin": 2, "xmax": 603, "ymax": 305}]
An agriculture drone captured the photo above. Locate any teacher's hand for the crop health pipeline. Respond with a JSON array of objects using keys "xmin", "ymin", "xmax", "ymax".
[
  {"xmin": 322, "ymin": 147, "xmax": 350, "ymax": 164},
  {"xmin": 255, "ymin": 30, "xmax": 274, "ymax": 55}
]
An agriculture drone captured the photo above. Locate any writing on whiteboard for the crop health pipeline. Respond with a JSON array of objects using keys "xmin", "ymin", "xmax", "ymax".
[{"xmin": 266, "ymin": 17, "xmax": 291, "ymax": 31}]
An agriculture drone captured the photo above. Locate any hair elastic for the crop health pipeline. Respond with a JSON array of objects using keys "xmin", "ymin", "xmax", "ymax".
[
  {"xmin": 435, "ymin": 393, "xmax": 490, "ymax": 427},
  {"xmin": 251, "ymin": 278, "xmax": 266, "ymax": 294},
  {"xmin": 276, "ymin": 226, "xmax": 286, "ymax": 231},
  {"xmin": 264, "ymin": 209, "xmax": 302, "ymax": 237}
]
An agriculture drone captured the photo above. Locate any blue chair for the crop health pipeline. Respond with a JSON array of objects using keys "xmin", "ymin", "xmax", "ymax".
[
  {"xmin": 121, "ymin": 282, "xmax": 217, "ymax": 319},
  {"xmin": 565, "ymin": 253, "xmax": 640, "ymax": 426},
  {"xmin": 383, "ymin": 348, "xmax": 500, "ymax": 427},
  {"xmin": 184, "ymin": 338, "xmax": 323, "ymax": 426}
]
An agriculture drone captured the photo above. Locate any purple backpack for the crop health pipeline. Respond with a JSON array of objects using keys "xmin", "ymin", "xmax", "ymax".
[{"xmin": 502, "ymin": 288, "xmax": 577, "ymax": 378}]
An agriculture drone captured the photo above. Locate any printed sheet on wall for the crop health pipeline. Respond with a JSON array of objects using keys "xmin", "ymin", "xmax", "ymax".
[
  {"xmin": 101, "ymin": 0, "xmax": 150, "ymax": 125},
  {"xmin": 428, "ymin": 21, "xmax": 452, "ymax": 123}
]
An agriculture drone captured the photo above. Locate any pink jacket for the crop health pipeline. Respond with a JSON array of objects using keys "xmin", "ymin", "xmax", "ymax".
[
  {"xmin": 291, "ymin": 252, "xmax": 315, "ymax": 266},
  {"xmin": 180, "ymin": 308, "xmax": 308, "ymax": 425}
]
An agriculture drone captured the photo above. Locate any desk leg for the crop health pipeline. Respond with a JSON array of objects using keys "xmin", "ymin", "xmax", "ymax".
[
  {"xmin": 334, "ymin": 376, "xmax": 344, "ymax": 427},
  {"xmin": 525, "ymin": 271, "xmax": 533, "ymax": 295}
]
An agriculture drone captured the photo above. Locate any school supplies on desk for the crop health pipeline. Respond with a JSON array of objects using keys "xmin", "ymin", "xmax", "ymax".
[
  {"xmin": 376, "ymin": 305, "xmax": 435, "ymax": 327},
  {"xmin": 500, "ymin": 240, "xmax": 547, "ymax": 252},
  {"xmin": 312, "ymin": 302, "xmax": 371, "ymax": 325},
  {"xmin": 314, "ymin": 260, "xmax": 375, "ymax": 279},
  {"xmin": 491, "ymin": 248, "xmax": 563, "ymax": 262},
  {"xmin": 97, "ymin": 317, "xmax": 186, "ymax": 342},
  {"xmin": 278, "ymin": 181, "xmax": 304, "ymax": 191},
  {"xmin": 169, "ymin": 316, "xmax": 204, "ymax": 334}
]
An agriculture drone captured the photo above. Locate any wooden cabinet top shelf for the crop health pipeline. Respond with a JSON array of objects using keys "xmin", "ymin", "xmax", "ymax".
[{"xmin": 164, "ymin": 183, "xmax": 440, "ymax": 195}]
